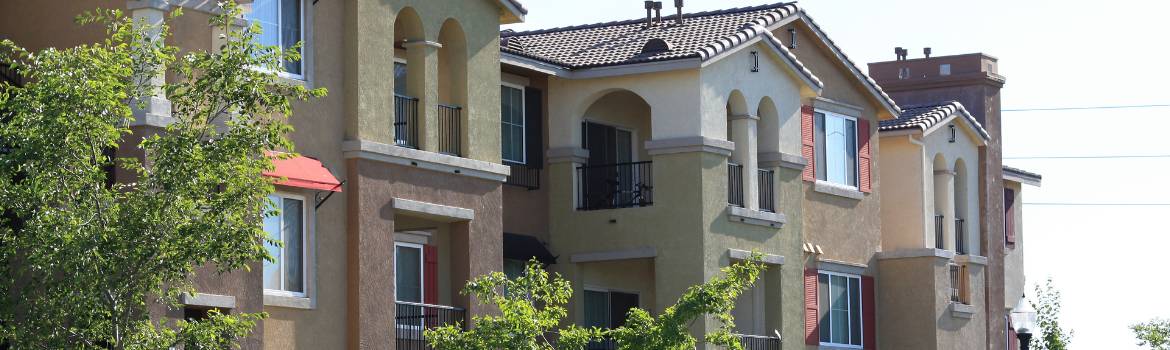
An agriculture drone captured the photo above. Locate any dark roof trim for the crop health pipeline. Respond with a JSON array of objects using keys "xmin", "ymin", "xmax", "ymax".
[
  {"xmin": 502, "ymin": 2, "xmax": 791, "ymax": 37},
  {"xmin": 1003, "ymin": 166, "xmax": 1042, "ymax": 186},
  {"xmin": 879, "ymin": 101, "xmax": 990, "ymax": 141}
]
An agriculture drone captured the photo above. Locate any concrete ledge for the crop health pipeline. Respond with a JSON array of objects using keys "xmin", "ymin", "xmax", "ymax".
[
  {"xmin": 817, "ymin": 259, "xmax": 867, "ymax": 275},
  {"xmin": 726, "ymin": 206, "xmax": 786, "ymax": 228},
  {"xmin": 814, "ymin": 97, "xmax": 865, "ymax": 116},
  {"xmin": 877, "ymin": 248, "xmax": 955, "ymax": 260},
  {"xmin": 570, "ymin": 247, "xmax": 656, "ymax": 263},
  {"xmin": 950, "ymin": 302, "xmax": 977, "ymax": 319},
  {"xmin": 393, "ymin": 198, "xmax": 474, "ymax": 222},
  {"xmin": 728, "ymin": 249, "xmax": 785, "ymax": 265},
  {"xmin": 181, "ymin": 293, "xmax": 236, "ymax": 309},
  {"xmin": 403, "ymin": 40, "xmax": 443, "ymax": 49},
  {"xmin": 130, "ymin": 96, "xmax": 175, "ymax": 128},
  {"xmin": 547, "ymin": 147, "xmax": 589, "ymax": 164},
  {"xmin": 264, "ymin": 293, "xmax": 313, "ymax": 310},
  {"xmin": 645, "ymin": 136, "xmax": 734, "ymax": 157},
  {"xmin": 813, "ymin": 180, "xmax": 865, "ymax": 200},
  {"xmin": 956, "ymin": 254, "xmax": 989, "ymax": 266},
  {"xmin": 342, "ymin": 140, "xmax": 510, "ymax": 182},
  {"xmin": 758, "ymin": 152, "xmax": 807, "ymax": 171}
]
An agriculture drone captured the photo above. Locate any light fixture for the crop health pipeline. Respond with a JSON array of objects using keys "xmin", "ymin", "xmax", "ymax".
[
  {"xmin": 750, "ymin": 51, "xmax": 760, "ymax": 72},
  {"xmin": 1010, "ymin": 294, "xmax": 1037, "ymax": 350},
  {"xmin": 949, "ymin": 124, "xmax": 957, "ymax": 143}
]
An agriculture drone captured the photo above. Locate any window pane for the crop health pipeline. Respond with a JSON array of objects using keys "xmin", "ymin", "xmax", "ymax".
[
  {"xmin": 814, "ymin": 113, "xmax": 826, "ymax": 180},
  {"xmin": 503, "ymin": 259, "xmax": 526, "ymax": 279},
  {"xmin": 501, "ymin": 125, "xmax": 514, "ymax": 161},
  {"xmin": 584, "ymin": 291, "xmax": 610, "ymax": 328},
  {"xmin": 512, "ymin": 125, "xmax": 525, "ymax": 163},
  {"xmin": 825, "ymin": 115, "xmax": 847, "ymax": 185},
  {"xmin": 263, "ymin": 196, "xmax": 282, "ymax": 290},
  {"xmin": 282, "ymin": 198, "xmax": 304, "ymax": 293},
  {"xmin": 846, "ymin": 119, "xmax": 858, "ymax": 187},
  {"xmin": 280, "ymin": 0, "xmax": 302, "ymax": 75},
  {"xmin": 830, "ymin": 275, "xmax": 849, "ymax": 344},
  {"xmin": 849, "ymin": 277, "xmax": 862, "ymax": 345},
  {"xmin": 818, "ymin": 274, "xmax": 830, "ymax": 342},
  {"xmin": 394, "ymin": 63, "xmax": 408, "ymax": 96},
  {"xmin": 246, "ymin": 0, "xmax": 280, "ymax": 48},
  {"xmin": 395, "ymin": 246, "xmax": 422, "ymax": 302},
  {"xmin": 615, "ymin": 129, "xmax": 632, "ymax": 163}
]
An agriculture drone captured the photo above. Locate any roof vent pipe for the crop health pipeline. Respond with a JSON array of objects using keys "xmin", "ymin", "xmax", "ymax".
[
  {"xmin": 924, "ymin": 47, "xmax": 932, "ymax": 58},
  {"xmin": 645, "ymin": 1, "xmax": 655, "ymax": 27},
  {"xmin": 653, "ymin": 1, "xmax": 663, "ymax": 25},
  {"xmin": 895, "ymin": 47, "xmax": 906, "ymax": 61},
  {"xmin": 674, "ymin": 0, "xmax": 685, "ymax": 25}
]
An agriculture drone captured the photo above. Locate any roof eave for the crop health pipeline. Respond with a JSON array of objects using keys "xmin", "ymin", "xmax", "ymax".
[
  {"xmin": 497, "ymin": 0, "xmax": 526, "ymax": 24},
  {"xmin": 1003, "ymin": 168, "xmax": 1042, "ymax": 187},
  {"xmin": 794, "ymin": 10, "xmax": 901, "ymax": 119}
]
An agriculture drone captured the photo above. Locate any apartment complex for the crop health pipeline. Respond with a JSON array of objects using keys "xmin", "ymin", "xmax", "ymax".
[{"xmin": 0, "ymin": 1, "xmax": 1042, "ymax": 349}]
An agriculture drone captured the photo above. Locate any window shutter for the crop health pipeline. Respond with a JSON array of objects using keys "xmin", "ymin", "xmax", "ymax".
[
  {"xmin": 858, "ymin": 118, "xmax": 872, "ymax": 193},
  {"xmin": 524, "ymin": 87, "xmax": 544, "ymax": 169},
  {"xmin": 424, "ymin": 245, "xmax": 439, "ymax": 305},
  {"xmin": 1005, "ymin": 189, "xmax": 1016, "ymax": 245},
  {"xmin": 804, "ymin": 268, "xmax": 819, "ymax": 345},
  {"xmin": 801, "ymin": 105, "xmax": 816, "ymax": 181},
  {"xmin": 862, "ymin": 275, "xmax": 877, "ymax": 349}
]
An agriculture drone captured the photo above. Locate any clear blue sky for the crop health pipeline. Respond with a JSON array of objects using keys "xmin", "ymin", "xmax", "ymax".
[{"xmin": 506, "ymin": 1, "xmax": 1170, "ymax": 348}]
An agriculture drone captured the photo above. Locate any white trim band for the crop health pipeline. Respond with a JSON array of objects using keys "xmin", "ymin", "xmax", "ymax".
[
  {"xmin": 342, "ymin": 140, "xmax": 510, "ymax": 182},
  {"xmin": 645, "ymin": 136, "xmax": 735, "ymax": 157},
  {"xmin": 570, "ymin": 247, "xmax": 657, "ymax": 263},
  {"xmin": 393, "ymin": 198, "xmax": 474, "ymax": 222},
  {"xmin": 728, "ymin": 249, "xmax": 785, "ymax": 265},
  {"xmin": 727, "ymin": 206, "xmax": 787, "ymax": 228}
]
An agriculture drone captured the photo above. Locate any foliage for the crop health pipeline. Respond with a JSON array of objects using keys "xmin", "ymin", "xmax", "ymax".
[
  {"xmin": 0, "ymin": 2, "xmax": 324, "ymax": 349},
  {"xmin": 1133, "ymin": 319, "xmax": 1170, "ymax": 350},
  {"xmin": 426, "ymin": 255, "xmax": 766, "ymax": 350},
  {"xmin": 1030, "ymin": 278, "xmax": 1072, "ymax": 350}
]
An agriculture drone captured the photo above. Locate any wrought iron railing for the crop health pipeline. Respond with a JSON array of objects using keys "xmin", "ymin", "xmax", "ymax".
[
  {"xmin": 737, "ymin": 333, "xmax": 782, "ymax": 350},
  {"xmin": 505, "ymin": 164, "xmax": 540, "ymax": 190},
  {"xmin": 758, "ymin": 168, "xmax": 775, "ymax": 213},
  {"xmin": 935, "ymin": 215, "xmax": 945, "ymax": 250},
  {"xmin": 948, "ymin": 264, "xmax": 968, "ymax": 304},
  {"xmin": 394, "ymin": 94, "xmax": 420, "ymax": 149},
  {"xmin": 576, "ymin": 161, "xmax": 653, "ymax": 210},
  {"xmin": 728, "ymin": 162, "xmax": 744, "ymax": 207},
  {"xmin": 395, "ymin": 302, "xmax": 466, "ymax": 350},
  {"xmin": 437, "ymin": 104, "xmax": 462, "ymax": 156},
  {"xmin": 955, "ymin": 218, "xmax": 967, "ymax": 255}
]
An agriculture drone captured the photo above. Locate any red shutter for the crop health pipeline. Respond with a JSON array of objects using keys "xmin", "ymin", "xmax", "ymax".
[
  {"xmin": 801, "ymin": 105, "xmax": 816, "ymax": 181},
  {"xmin": 1005, "ymin": 189, "xmax": 1017, "ymax": 245},
  {"xmin": 423, "ymin": 245, "xmax": 439, "ymax": 305},
  {"xmin": 805, "ymin": 268, "xmax": 820, "ymax": 345},
  {"xmin": 857, "ymin": 118, "xmax": 872, "ymax": 193},
  {"xmin": 862, "ymin": 275, "xmax": 877, "ymax": 350}
]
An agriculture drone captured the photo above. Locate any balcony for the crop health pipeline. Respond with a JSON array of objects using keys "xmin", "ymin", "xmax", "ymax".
[
  {"xmin": 728, "ymin": 162, "xmax": 744, "ymax": 207},
  {"xmin": 437, "ymin": 104, "xmax": 462, "ymax": 156},
  {"xmin": 737, "ymin": 334, "xmax": 782, "ymax": 350},
  {"xmin": 505, "ymin": 164, "xmax": 541, "ymax": 190},
  {"xmin": 758, "ymin": 169, "xmax": 775, "ymax": 213},
  {"xmin": 948, "ymin": 263, "xmax": 969, "ymax": 305},
  {"xmin": 576, "ymin": 161, "xmax": 653, "ymax": 210},
  {"xmin": 395, "ymin": 302, "xmax": 466, "ymax": 350},
  {"xmin": 955, "ymin": 218, "xmax": 967, "ymax": 255},
  {"xmin": 934, "ymin": 215, "xmax": 945, "ymax": 250},
  {"xmin": 394, "ymin": 94, "xmax": 420, "ymax": 149}
]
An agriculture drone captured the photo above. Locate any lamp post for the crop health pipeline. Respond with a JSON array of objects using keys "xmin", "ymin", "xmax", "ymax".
[{"xmin": 1011, "ymin": 294, "xmax": 1037, "ymax": 350}]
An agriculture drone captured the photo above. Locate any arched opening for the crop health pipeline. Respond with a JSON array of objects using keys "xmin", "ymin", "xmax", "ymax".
[
  {"xmin": 953, "ymin": 158, "xmax": 969, "ymax": 254},
  {"xmin": 932, "ymin": 154, "xmax": 949, "ymax": 250},
  {"xmin": 436, "ymin": 19, "xmax": 467, "ymax": 156},
  {"xmin": 755, "ymin": 97, "xmax": 778, "ymax": 212},
  {"xmin": 577, "ymin": 90, "xmax": 652, "ymax": 211},
  {"xmin": 725, "ymin": 90, "xmax": 749, "ymax": 208},
  {"xmin": 392, "ymin": 7, "xmax": 424, "ymax": 148}
]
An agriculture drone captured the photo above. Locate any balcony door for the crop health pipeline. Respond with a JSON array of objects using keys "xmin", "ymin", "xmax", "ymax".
[{"xmin": 581, "ymin": 121, "xmax": 634, "ymax": 209}]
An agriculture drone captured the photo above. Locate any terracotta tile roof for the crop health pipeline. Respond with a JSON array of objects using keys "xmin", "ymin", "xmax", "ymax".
[{"xmin": 879, "ymin": 101, "xmax": 990, "ymax": 140}]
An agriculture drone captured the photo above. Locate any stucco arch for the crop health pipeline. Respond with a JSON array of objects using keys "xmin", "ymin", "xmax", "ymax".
[
  {"xmin": 726, "ymin": 90, "xmax": 749, "ymax": 118},
  {"xmin": 393, "ymin": 7, "xmax": 424, "ymax": 43},
  {"xmin": 437, "ymin": 18, "xmax": 467, "ymax": 108},
  {"xmin": 756, "ymin": 96, "xmax": 779, "ymax": 156},
  {"xmin": 581, "ymin": 90, "xmax": 653, "ymax": 161}
]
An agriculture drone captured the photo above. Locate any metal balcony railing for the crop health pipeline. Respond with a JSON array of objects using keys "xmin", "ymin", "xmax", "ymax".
[
  {"xmin": 728, "ymin": 162, "xmax": 744, "ymax": 207},
  {"xmin": 935, "ymin": 215, "xmax": 945, "ymax": 250},
  {"xmin": 505, "ymin": 164, "xmax": 540, "ymax": 190},
  {"xmin": 737, "ymin": 333, "xmax": 782, "ymax": 350},
  {"xmin": 437, "ymin": 104, "xmax": 462, "ymax": 156},
  {"xmin": 576, "ymin": 161, "xmax": 653, "ymax": 210},
  {"xmin": 758, "ymin": 168, "xmax": 775, "ymax": 213},
  {"xmin": 955, "ymin": 218, "xmax": 967, "ymax": 255},
  {"xmin": 948, "ymin": 263, "xmax": 969, "ymax": 304},
  {"xmin": 394, "ymin": 94, "xmax": 419, "ymax": 149},
  {"xmin": 395, "ymin": 302, "xmax": 466, "ymax": 350}
]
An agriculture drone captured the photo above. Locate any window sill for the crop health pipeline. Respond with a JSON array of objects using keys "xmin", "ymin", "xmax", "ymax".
[
  {"xmin": 726, "ymin": 206, "xmax": 786, "ymax": 228},
  {"xmin": 950, "ymin": 302, "xmax": 977, "ymax": 319},
  {"xmin": 818, "ymin": 344, "xmax": 864, "ymax": 350},
  {"xmin": 956, "ymin": 254, "xmax": 988, "ymax": 266},
  {"xmin": 264, "ymin": 292, "xmax": 314, "ymax": 310},
  {"xmin": 813, "ymin": 180, "xmax": 865, "ymax": 200}
]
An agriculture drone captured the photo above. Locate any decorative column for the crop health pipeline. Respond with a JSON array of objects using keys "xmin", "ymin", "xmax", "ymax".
[
  {"xmin": 127, "ymin": 0, "xmax": 173, "ymax": 127},
  {"xmin": 403, "ymin": 40, "xmax": 442, "ymax": 153},
  {"xmin": 730, "ymin": 114, "xmax": 759, "ymax": 210},
  {"xmin": 934, "ymin": 168, "xmax": 956, "ymax": 250}
]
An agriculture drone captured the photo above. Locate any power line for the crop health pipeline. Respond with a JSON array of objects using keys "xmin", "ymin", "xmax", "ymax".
[
  {"xmin": 1005, "ymin": 155, "xmax": 1170, "ymax": 160},
  {"xmin": 1003, "ymin": 104, "xmax": 1170, "ymax": 112},
  {"xmin": 1023, "ymin": 202, "xmax": 1170, "ymax": 206}
]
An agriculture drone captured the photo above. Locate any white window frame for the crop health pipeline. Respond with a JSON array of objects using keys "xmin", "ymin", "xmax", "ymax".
[
  {"xmin": 582, "ymin": 286, "xmax": 642, "ymax": 329},
  {"xmin": 501, "ymin": 82, "xmax": 527, "ymax": 164},
  {"xmin": 243, "ymin": 0, "xmax": 307, "ymax": 80},
  {"xmin": 815, "ymin": 109, "xmax": 859, "ymax": 189},
  {"xmin": 393, "ymin": 242, "xmax": 425, "ymax": 303},
  {"xmin": 818, "ymin": 270, "xmax": 864, "ymax": 349},
  {"xmin": 263, "ymin": 192, "xmax": 309, "ymax": 298}
]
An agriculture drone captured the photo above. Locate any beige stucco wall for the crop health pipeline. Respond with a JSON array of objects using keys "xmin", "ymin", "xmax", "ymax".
[
  {"xmin": 877, "ymin": 135, "xmax": 928, "ymax": 250},
  {"xmin": 877, "ymin": 255, "xmax": 988, "ymax": 350},
  {"xmin": 1003, "ymin": 180, "xmax": 1025, "ymax": 311}
]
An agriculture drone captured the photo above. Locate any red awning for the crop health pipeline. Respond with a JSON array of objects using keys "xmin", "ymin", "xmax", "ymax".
[{"xmin": 263, "ymin": 153, "xmax": 342, "ymax": 192}]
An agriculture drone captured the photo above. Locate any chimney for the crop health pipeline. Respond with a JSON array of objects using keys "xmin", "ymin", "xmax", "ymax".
[
  {"xmin": 674, "ymin": 0, "xmax": 685, "ymax": 25},
  {"xmin": 924, "ymin": 47, "xmax": 932, "ymax": 58},
  {"xmin": 895, "ymin": 47, "xmax": 906, "ymax": 61}
]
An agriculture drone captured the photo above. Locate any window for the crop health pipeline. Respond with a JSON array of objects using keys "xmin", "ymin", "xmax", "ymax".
[
  {"xmin": 814, "ymin": 111, "xmax": 858, "ymax": 187},
  {"xmin": 263, "ymin": 194, "xmax": 306, "ymax": 296},
  {"xmin": 584, "ymin": 289, "xmax": 639, "ymax": 332},
  {"xmin": 394, "ymin": 242, "xmax": 424, "ymax": 303},
  {"xmin": 501, "ymin": 85, "xmax": 526, "ymax": 164},
  {"xmin": 940, "ymin": 64, "xmax": 952, "ymax": 76},
  {"xmin": 244, "ymin": 0, "xmax": 304, "ymax": 76},
  {"xmin": 503, "ymin": 258, "xmax": 527, "ymax": 280},
  {"xmin": 818, "ymin": 271, "xmax": 862, "ymax": 347},
  {"xmin": 394, "ymin": 62, "xmax": 408, "ymax": 96}
]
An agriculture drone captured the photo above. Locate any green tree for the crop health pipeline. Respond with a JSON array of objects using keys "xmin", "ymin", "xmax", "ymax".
[
  {"xmin": 425, "ymin": 255, "xmax": 766, "ymax": 350},
  {"xmin": 1031, "ymin": 278, "xmax": 1072, "ymax": 350},
  {"xmin": 1133, "ymin": 319, "xmax": 1170, "ymax": 350},
  {"xmin": 0, "ymin": 2, "xmax": 324, "ymax": 349}
]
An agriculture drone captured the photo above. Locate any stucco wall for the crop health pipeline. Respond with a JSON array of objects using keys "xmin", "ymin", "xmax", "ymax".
[
  {"xmin": 1003, "ymin": 180, "xmax": 1025, "ymax": 311},
  {"xmin": 877, "ymin": 135, "xmax": 927, "ymax": 250}
]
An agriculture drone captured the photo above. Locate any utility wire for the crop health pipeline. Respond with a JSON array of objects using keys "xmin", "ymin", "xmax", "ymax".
[
  {"xmin": 1023, "ymin": 202, "xmax": 1170, "ymax": 206},
  {"xmin": 1003, "ymin": 104, "xmax": 1170, "ymax": 112},
  {"xmin": 1005, "ymin": 155, "xmax": 1170, "ymax": 160}
]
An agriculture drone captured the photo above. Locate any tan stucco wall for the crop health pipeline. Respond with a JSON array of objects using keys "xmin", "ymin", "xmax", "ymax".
[
  {"xmin": 877, "ymin": 135, "xmax": 928, "ymax": 250},
  {"xmin": 877, "ymin": 255, "xmax": 988, "ymax": 350},
  {"xmin": 1003, "ymin": 180, "xmax": 1025, "ymax": 311}
]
